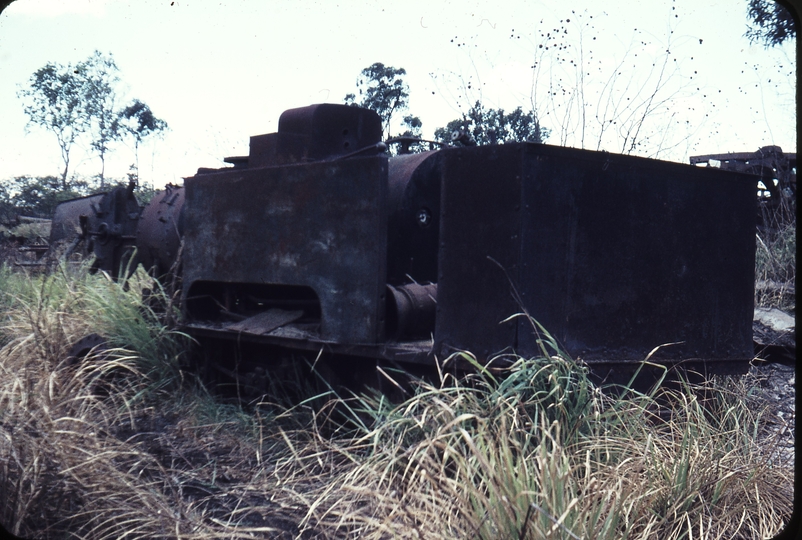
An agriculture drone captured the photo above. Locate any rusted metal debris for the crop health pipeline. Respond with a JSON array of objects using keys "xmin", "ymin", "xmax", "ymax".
[
  {"xmin": 690, "ymin": 145, "xmax": 796, "ymax": 201},
  {"xmin": 223, "ymin": 309, "xmax": 304, "ymax": 335}
]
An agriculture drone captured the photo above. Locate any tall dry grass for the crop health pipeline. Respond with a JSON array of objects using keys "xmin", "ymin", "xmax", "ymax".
[
  {"xmin": 0, "ymin": 263, "xmax": 794, "ymax": 539},
  {"xmin": 274, "ymin": 354, "xmax": 793, "ymax": 539},
  {"xmin": 755, "ymin": 200, "xmax": 796, "ymax": 311},
  {"xmin": 0, "ymin": 264, "xmax": 282, "ymax": 538}
]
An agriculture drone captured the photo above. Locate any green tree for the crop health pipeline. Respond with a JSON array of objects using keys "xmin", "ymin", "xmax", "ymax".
[
  {"xmin": 344, "ymin": 63, "xmax": 412, "ymax": 139},
  {"xmin": 17, "ymin": 60, "xmax": 92, "ymax": 188},
  {"xmin": 119, "ymin": 99, "xmax": 168, "ymax": 186},
  {"xmin": 745, "ymin": 0, "xmax": 796, "ymax": 47},
  {"xmin": 0, "ymin": 181, "xmax": 15, "ymax": 224},
  {"xmin": 434, "ymin": 101, "xmax": 548, "ymax": 147},
  {"xmin": 83, "ymin": 51, "xmax": 123, "ymax": 188},
  {"xmin": 1, "ymin": 176, "xmax": 90, "ymax": 219},
  {"xmin": 400, "ymin": 114, "xmax": 423, "ymax": 138},
  {"xmin": 18, "ymin": 51, "xmax": 167, "ymax": 189},
  {"xmin": 387, "ymin": 114, "xmax": 430, "ymax": 154}
]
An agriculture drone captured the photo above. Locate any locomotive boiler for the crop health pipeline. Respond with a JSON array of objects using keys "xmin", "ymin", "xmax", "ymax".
[{"xmin": 51, "ymin": 103, "xmax": 757, "ymax": 383}]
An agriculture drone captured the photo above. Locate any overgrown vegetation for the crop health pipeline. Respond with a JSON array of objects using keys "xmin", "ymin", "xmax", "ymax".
[
  {"xmin": 755, "ymin": 198, "xmax": 796, "ymax": 311},
  {"xmin": 0, "ymin": 263, "xmax": 792, "ymax": 538}
]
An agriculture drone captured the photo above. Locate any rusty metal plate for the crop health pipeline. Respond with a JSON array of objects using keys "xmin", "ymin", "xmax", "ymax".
[
  {"xmin": 249, "ymin": 104, "xmax": 383, "ymax": 167},
  {"xmin": 435, "ymin": 145, "xmax": 522, "ymax": 360},
  {"xmin": 433, "ymin": 143, "xmax": 755, "ymax": 366},
  {"xmin": 515, "ymin": 144, "xmax": 756, "ymax": 364},
  {"xmin": 87, "ymin": 185, "xmax": 142, "ymax": 277},
  {"xmin": 386, "ymin": 151, "xmax": 443, "ymax": 285},
  {"xmin": 182, "ymin": 155, "xmax": 388, "ymax": 344},
  {"xmin": 223, "ymin": 308, "xmax": 303, "ymax": 334}
]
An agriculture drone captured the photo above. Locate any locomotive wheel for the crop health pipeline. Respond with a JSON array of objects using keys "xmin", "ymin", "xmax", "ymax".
[
  {"xmin": 65, "ymin": 333, "xmax": 110, "ymax": 366},
  {"xmin": 64, "ymin": 333, "xmax": 122, "ymax": 397}
]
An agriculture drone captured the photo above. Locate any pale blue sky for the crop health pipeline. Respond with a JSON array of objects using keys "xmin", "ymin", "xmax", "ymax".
[{"xmin": 0, "ymin": 0, "xmax": 796, "ymax": 188}]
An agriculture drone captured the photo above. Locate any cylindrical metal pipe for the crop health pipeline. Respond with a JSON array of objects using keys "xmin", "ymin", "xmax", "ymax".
[{"xmin": 385, "ymin": 282, "xmax": 437, "ymax": 341}]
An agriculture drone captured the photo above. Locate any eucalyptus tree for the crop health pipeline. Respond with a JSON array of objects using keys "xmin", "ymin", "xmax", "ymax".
[
  {"xmin": 119, "ymin": 99, "xmax": 168, "ymax": 185},
  {"xmin": 83, "ymin": 51, "xmax": 123, "ymax": 188},
  {"xmin": 18, "ymin": 59, "xmax": 92, "ymax": 188},
  {"xmin": 18, "ymin": 51, "xmax": 167, "ymax": 188},
  {"xmin": 344, "ymin": 63, "xmax": 414, "ymax": 140},
  {"xmin": 745, "ymin": 0, "xmax": 796, "ymax": 47}
]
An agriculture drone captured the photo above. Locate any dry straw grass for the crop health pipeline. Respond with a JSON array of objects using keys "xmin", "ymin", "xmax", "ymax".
[
  {"xmin": 0, "ymin": 263, "xmax": 794, "ymax": 539},
  {"xmin": 275, "ymin": 354, "xmax": 793, "ymax": 539},
  {"xmin": 755, "ymin": 200, "xmax": 795, "ymax": 311}
]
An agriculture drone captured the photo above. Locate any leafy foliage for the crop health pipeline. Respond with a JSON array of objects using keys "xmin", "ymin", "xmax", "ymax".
[
  {"xmin": 344, "ymin": 63, "xmax": 547, "ymax": 149},
  {"xmin": 745, "ymin": 0, "xmax": 797, "ymax": 47},
  {"xmin": 120, "ymin": 99, "xmax": 168, "ymax": 148},
  {"xmin": 17, "ymin": 51, "xmax": 167, "ymax": 186},
  {"xmin": 119, "ymin": 99, "xmax": 169, "ymax": 183},
  {"xmin": 0, "ymin": 176, "xmax": 94, "ymax": 220},
  {"xmin": 399, "ymin": 114, "xmax": 423, "ymax": 138},
  {"xmin": 17, "ymin": 60, "xmax": 92, "ymax": 187},
  {"xmin": 434, "ymin": 100, "xmax": 548, "ymax": 146},
  {"xmin": 83, "ymin": 52, "xmax": 123, "ymax": 187},
  {"xmin": 344, "ymin": 62, "xmax": 412, "ymax": 139}
]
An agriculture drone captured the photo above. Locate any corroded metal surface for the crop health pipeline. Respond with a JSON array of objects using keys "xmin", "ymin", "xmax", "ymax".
[
  {"xmin": 136, "ymin": 185, "xmax": 185, "ymax": 278},
  {"xmin": 49, "ymin": 185, "xmax": 142, "ymax": 277},
  {"xmin": 436, "ymin": 143, "xmax": 756, "ymax": 365},
  {"xmin": 248, "ymin": 103, "xmax": 384, "ymax": 168},
  {"xmin": 181, "ymin": 155, "xmax": 389, "ymax": 344},
  {"xmin": 436, "ymin": 145, "xmax": 521, "ymax": 359},
  {"xmin": 223, "ymin": 308, "xmax": 304, "ymax": 335},
  {"xmin": 386, "ymin": 283, "xmax": 437, "ymax": 340},
  {"xmin": 49, "ymin": 193, "xmax": 105, "ymax": 246},
  {"xmin": 386, "ymin": 151, "xmax": 442, "ymax": 285},
  {"xmin": 87, "ymin": 184, "xmax": 142, "ymax": 277},
  {"xmin": 690, "ymin": 145, "xmax": 796, "ymax": 201}
]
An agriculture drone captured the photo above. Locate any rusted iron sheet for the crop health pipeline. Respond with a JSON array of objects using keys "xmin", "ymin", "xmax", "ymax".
[
  {"xmin": 88, "ymin": 185, "xmax": 142, "ymax": 277},
  {"xmin": 182, "ymin": 155, "xmax": 388, "ymax": 344},
  {"xmin": 223, "ymin": 308, "xmax": 303, "ymax": 335},
  {"xmin": 435, "ymin": 145, "xmax": 522, "ymax": 359},
  {"xmin": 185, "ymin": 321, "xmax": 435, "ymax": 365},
  {"xmin": 249, "ymin": 104, "xmax": 384, "ymax": 168},
  {"xmin": 386, "ymin": 283, "xmax": 437, "ymax": 340},
  {"xmin": 690, "ymin": 146, "xmax": 796, "ymax": 201},
  {"xmin": 689, "ymin": 146, "xmax": 796, "ymax": 168},
  {"xmin": 516, "ymin": 144, "xmax": 755, "ymax": 364},
  {"xmin": 435, "ymin": 143, "xmax": 756, "ymax": 365}
]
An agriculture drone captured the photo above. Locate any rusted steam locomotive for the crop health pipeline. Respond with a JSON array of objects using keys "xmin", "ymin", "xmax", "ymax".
[{"xmin": 50, "ymin": 104, "xmax": 757, "ymax": 382}]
